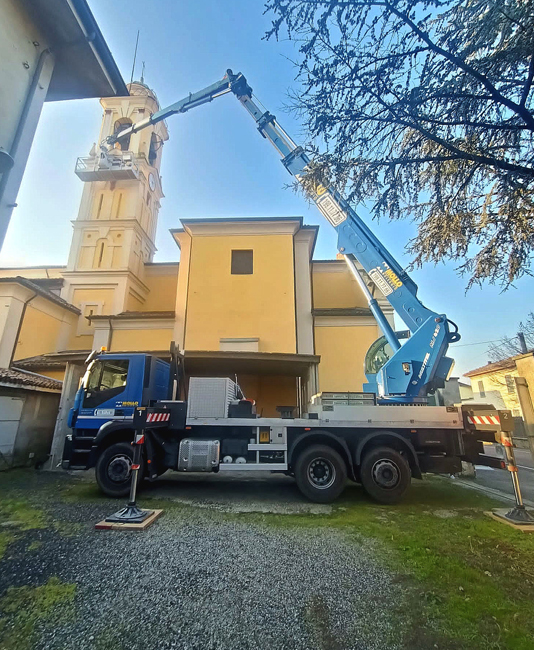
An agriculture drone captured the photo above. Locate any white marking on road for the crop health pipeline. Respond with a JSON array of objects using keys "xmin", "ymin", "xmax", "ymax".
[
  {"xmin": 474, "ymin": 465, "xmax": 495, "ymax": 471},
  {"xmin": 518, "ymin": 465, "xmax": 534, "ymax": 472}
]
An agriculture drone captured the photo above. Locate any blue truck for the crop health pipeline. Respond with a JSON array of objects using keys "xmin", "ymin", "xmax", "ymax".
[
  {"xmin": 63, "ymin": 346, "xmax": 509, "ymax": 504},
  {"xmin": 62, "ymin": 70, "xmax": 510, "ymax": 503}
]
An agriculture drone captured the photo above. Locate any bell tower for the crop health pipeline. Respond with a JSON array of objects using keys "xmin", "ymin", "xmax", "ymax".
[{"xmin": 62, "ymin": 82, "xmax": 168, "ymax": 324}]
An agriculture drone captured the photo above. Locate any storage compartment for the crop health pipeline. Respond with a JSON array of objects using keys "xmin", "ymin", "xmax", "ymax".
[{"xmin": 187, "ymin": 378, "xmax": 237, "ymax": 418}]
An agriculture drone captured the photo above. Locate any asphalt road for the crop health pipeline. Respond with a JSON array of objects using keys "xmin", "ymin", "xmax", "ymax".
[{"xmin": 472, "ymin": 444, "xmax": 534, "ymax": 505}]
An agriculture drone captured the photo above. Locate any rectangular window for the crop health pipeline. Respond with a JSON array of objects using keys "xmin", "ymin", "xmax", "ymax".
[
  {"xmin": 83, "ymin": 359, "xmax": 129, "ymax": 409},
  {"xmin": 505, "ymin": 374, "xmax": 516, "ymax": 394},
  {"xmin": 477, "ymin": 380, "xmax": 486, "ymax": 398},
  {"xmin": 231, "ymin": 249, "xmax": 253, "ymax": 275}
]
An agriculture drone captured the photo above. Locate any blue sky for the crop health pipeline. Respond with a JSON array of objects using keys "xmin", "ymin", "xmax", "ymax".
[{"xmin": 1, "ymin": 0, "xmax": 532, "ymax": 377}]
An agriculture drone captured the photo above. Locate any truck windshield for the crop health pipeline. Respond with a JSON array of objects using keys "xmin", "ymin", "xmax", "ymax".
[{"xmin": 82, "ymin": 359, "xmax": 129, "ymax": 409}]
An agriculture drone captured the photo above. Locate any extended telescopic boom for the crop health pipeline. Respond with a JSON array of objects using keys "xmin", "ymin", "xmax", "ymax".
[{"xmin": 107, "ymin": 70, "xmax": 460, "ymax": 403}]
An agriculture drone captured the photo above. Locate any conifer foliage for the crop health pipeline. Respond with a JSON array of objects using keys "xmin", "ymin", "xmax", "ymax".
[{"xmin": 265, "ymin": 0, "xmax": 534, "ymax": 286}]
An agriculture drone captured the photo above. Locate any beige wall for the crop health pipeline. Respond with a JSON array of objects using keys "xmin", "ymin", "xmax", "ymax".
[
  {"xmin": 13, "ymin": 296, "xmax": 71, "ymax": 360},
  {"xmin": 468, "ymin": 354, "xmax": 534, "ymax": 416},
  {"xmin": 0, "ymin": 267, "xmax": 65, "ymax": 280},
  {"xmin": 36, "ymin": 368, "xmax": 65, "ymax": 381},
  {"xmin": 314, "ymin": 322, "xmax": 380, "ymax": 392},
  {"xmin": 312, "ymin": 262, "xmax": 369, "ymax": 309},
  {"xmin": 0, "ymin": 282, "xmax": 77, "ymax": 366},
  {"xmin": 469, "ymin": 368, "xmax": 521, "ymax": 413},
  {"xmin": 110, "ymin": 327, "xmax": 172, "ymax": 352},
  {"xmin": 184, "ymin": 233, "xmax": 297, "ymax": 353},
  {"xmin": 234, "ymin": 374, "xmax": 298, "ymax": 418},
  {"xmin": 143, "ymin": 264, "xmax": 178, "ymax": 311},
  {"xmin": 515, "ymin": 355, "xmax": 534, "ymax": 404}
]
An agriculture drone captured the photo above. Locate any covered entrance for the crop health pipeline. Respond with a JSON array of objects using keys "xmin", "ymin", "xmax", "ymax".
[{"xmin": 182, "ymin": 350, "xmax": 320, "ymax": 418}]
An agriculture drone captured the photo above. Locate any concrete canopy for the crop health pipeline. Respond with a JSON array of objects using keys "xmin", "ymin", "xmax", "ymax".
[
  {"xmin": 23, "ymin": 0, "xmax": 128, "ymax": 100},
  {"xmin": 183, "ymin": 350, "xmax": 320, "ymax": 377}
]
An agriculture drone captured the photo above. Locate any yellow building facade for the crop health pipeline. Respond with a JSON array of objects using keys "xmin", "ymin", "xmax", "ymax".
[
  {"xmin": 465, "ymin": 353, "xmax": 534, "ymax": 418},
  {"xmin": 0, "ymin": 82, "xmax": 391, "ymax": 418}
]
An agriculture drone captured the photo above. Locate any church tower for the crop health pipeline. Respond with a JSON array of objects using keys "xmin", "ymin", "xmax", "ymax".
[{"xmin": 62, "ymin": 81, "xmax": 168, "ymax": 326}]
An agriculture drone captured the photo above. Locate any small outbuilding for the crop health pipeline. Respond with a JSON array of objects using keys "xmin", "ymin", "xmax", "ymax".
[{"xmin": 0, "ymin": 367, "xmax": 62, "ymax": 469}]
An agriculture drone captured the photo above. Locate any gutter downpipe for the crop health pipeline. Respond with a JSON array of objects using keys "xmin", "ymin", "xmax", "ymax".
[{"xmin": 0, "ymin": 49, "xmax": 53, "ymax": 251}]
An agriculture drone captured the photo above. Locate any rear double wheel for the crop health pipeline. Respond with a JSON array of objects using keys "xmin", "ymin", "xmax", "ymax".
[
  {"xmin": 294, "ymin": 444, "xmax": 347, "ymax": 503},
  {"xmin": 95, "ymin": 442, "xmax": 144, "ymax": 498},
  {"xmin": 360, "ymin": 446, "xmax": 411, "ymax": 504}
]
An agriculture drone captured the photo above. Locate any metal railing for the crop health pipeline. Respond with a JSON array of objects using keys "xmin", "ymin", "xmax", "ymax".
[{"xmin": 75, "ymin": 150, "xmax": 140, "ymax": 181}]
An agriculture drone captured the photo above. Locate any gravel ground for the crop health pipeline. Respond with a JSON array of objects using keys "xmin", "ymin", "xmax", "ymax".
[{"xmin": 1, "ymin": 472, "xmax": 405, "ymax": 650}]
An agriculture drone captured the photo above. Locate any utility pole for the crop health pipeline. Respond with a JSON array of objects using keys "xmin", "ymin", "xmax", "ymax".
[{"xmin": 518, "ymin": 332, "xmax": 528, "ymax": 354}]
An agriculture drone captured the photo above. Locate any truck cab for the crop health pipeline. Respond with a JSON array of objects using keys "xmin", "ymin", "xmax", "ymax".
[{"xmin": 65, "ymin": 352, "xmax": 171, "ymax": 470}]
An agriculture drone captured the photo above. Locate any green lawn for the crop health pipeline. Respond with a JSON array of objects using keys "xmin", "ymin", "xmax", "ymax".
[{"xmin": 227, "ymin": 478, "xmax": 534, "ymax": 649}]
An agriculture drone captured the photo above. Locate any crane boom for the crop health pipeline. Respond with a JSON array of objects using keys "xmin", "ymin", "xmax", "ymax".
[{"xmin": 106, "ymin": 70, "xmax": 460, "ymax": 403}]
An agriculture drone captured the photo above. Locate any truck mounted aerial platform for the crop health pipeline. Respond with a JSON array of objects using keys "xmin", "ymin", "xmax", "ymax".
[{"xmin": 62, "ymin": 70, "xmax": 509, "ymax": 504}]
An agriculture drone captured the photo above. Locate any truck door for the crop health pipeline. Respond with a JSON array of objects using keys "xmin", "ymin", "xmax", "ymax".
[{"xmin": 78, "ymin": 357, "xmax": 138, "ymax": 428}]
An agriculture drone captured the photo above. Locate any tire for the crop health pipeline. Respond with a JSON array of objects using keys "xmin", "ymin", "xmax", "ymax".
[
  {"xmin": 95, "ymin": 442, "xmax": 143, "ymax": 498},
  {"xmin": 360, "ymin": 446, "xmax": 411, "ymax": 504},
  {"xmin": 294, "ymin": 444, "xmax": 347, "ymax": 503}
]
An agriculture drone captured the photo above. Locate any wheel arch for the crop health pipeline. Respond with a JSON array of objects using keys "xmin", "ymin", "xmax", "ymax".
[
  {"xmin": 289, "ymin": 430, "xmax": 355, "ymax": 479},
  {"xmin": 87, "ymin": 422, "xmax": 135, "ymax": 468},
  {"xmin": 94, "ymin": 422, "xmax": 135, "ymax": 448},
  {"xmin": 355, "ymin": 431, "xmax": 422, "ymax": 479}
]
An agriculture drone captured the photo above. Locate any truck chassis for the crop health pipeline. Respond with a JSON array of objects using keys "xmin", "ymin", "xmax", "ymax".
[{"xmin": 64, "ymin": 402, "xmax": 507, "ymax": 504}]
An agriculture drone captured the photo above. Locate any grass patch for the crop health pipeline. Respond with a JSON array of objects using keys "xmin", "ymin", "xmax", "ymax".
[
  {"xmin": 0, "ymin": 532, "xmax": 15, "ymax": 560},
  {"xmin": 0, "ymin": 499, "xmax": 48, "ymax": 559},
  {"xmin": 27, "ymin": 541, "xmax": 42, "ymax": 552},
  {"xmin": 60, "ymin": 480, "xmax": 103, "ymax": 503},
  {"xmin": 239, "ymin": 479, "xmax": 534, "ymax": 649},
  {"xmin": 0, "ymin": 577, "xmax": 76, "ymax": 650},
  {"xmin": 0, "ymin": 499, "xmax": 47, "ymax": 530}
]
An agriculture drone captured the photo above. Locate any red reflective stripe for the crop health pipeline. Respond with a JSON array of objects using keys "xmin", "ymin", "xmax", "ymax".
[
  {"xmin": 147, "ymin": 413, "xmax": 153, "ymax": 422},
  {"xmin": 132, "ymin": 464, "xmax": 140, "ymax": 470}
]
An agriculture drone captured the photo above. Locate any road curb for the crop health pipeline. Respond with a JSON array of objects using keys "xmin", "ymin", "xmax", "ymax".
[{"xmin": 445, "ymin": 476, "xmax": 534, "ymax": 508}]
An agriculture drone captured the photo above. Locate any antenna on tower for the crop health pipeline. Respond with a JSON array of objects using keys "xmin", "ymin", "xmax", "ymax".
[
  {"xmin": 140, "ymin": 61, "xmax": 146, "ymax": 85},
  {"xmin": 129, "ymin": 30, "xmax": 140, "ymax": 86}
]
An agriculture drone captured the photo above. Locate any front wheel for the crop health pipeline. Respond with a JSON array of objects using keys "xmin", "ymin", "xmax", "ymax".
[
  {"xmin": 95, "ymin": 442, "xmax": 143, "ymax": 498},
  {"xmin": 294, "ymin": 444, "xmax": 347, "ymax": 503},
  {"xmin": 360, "ymin": 446, "xmax": 411, "ymax": 504}
]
